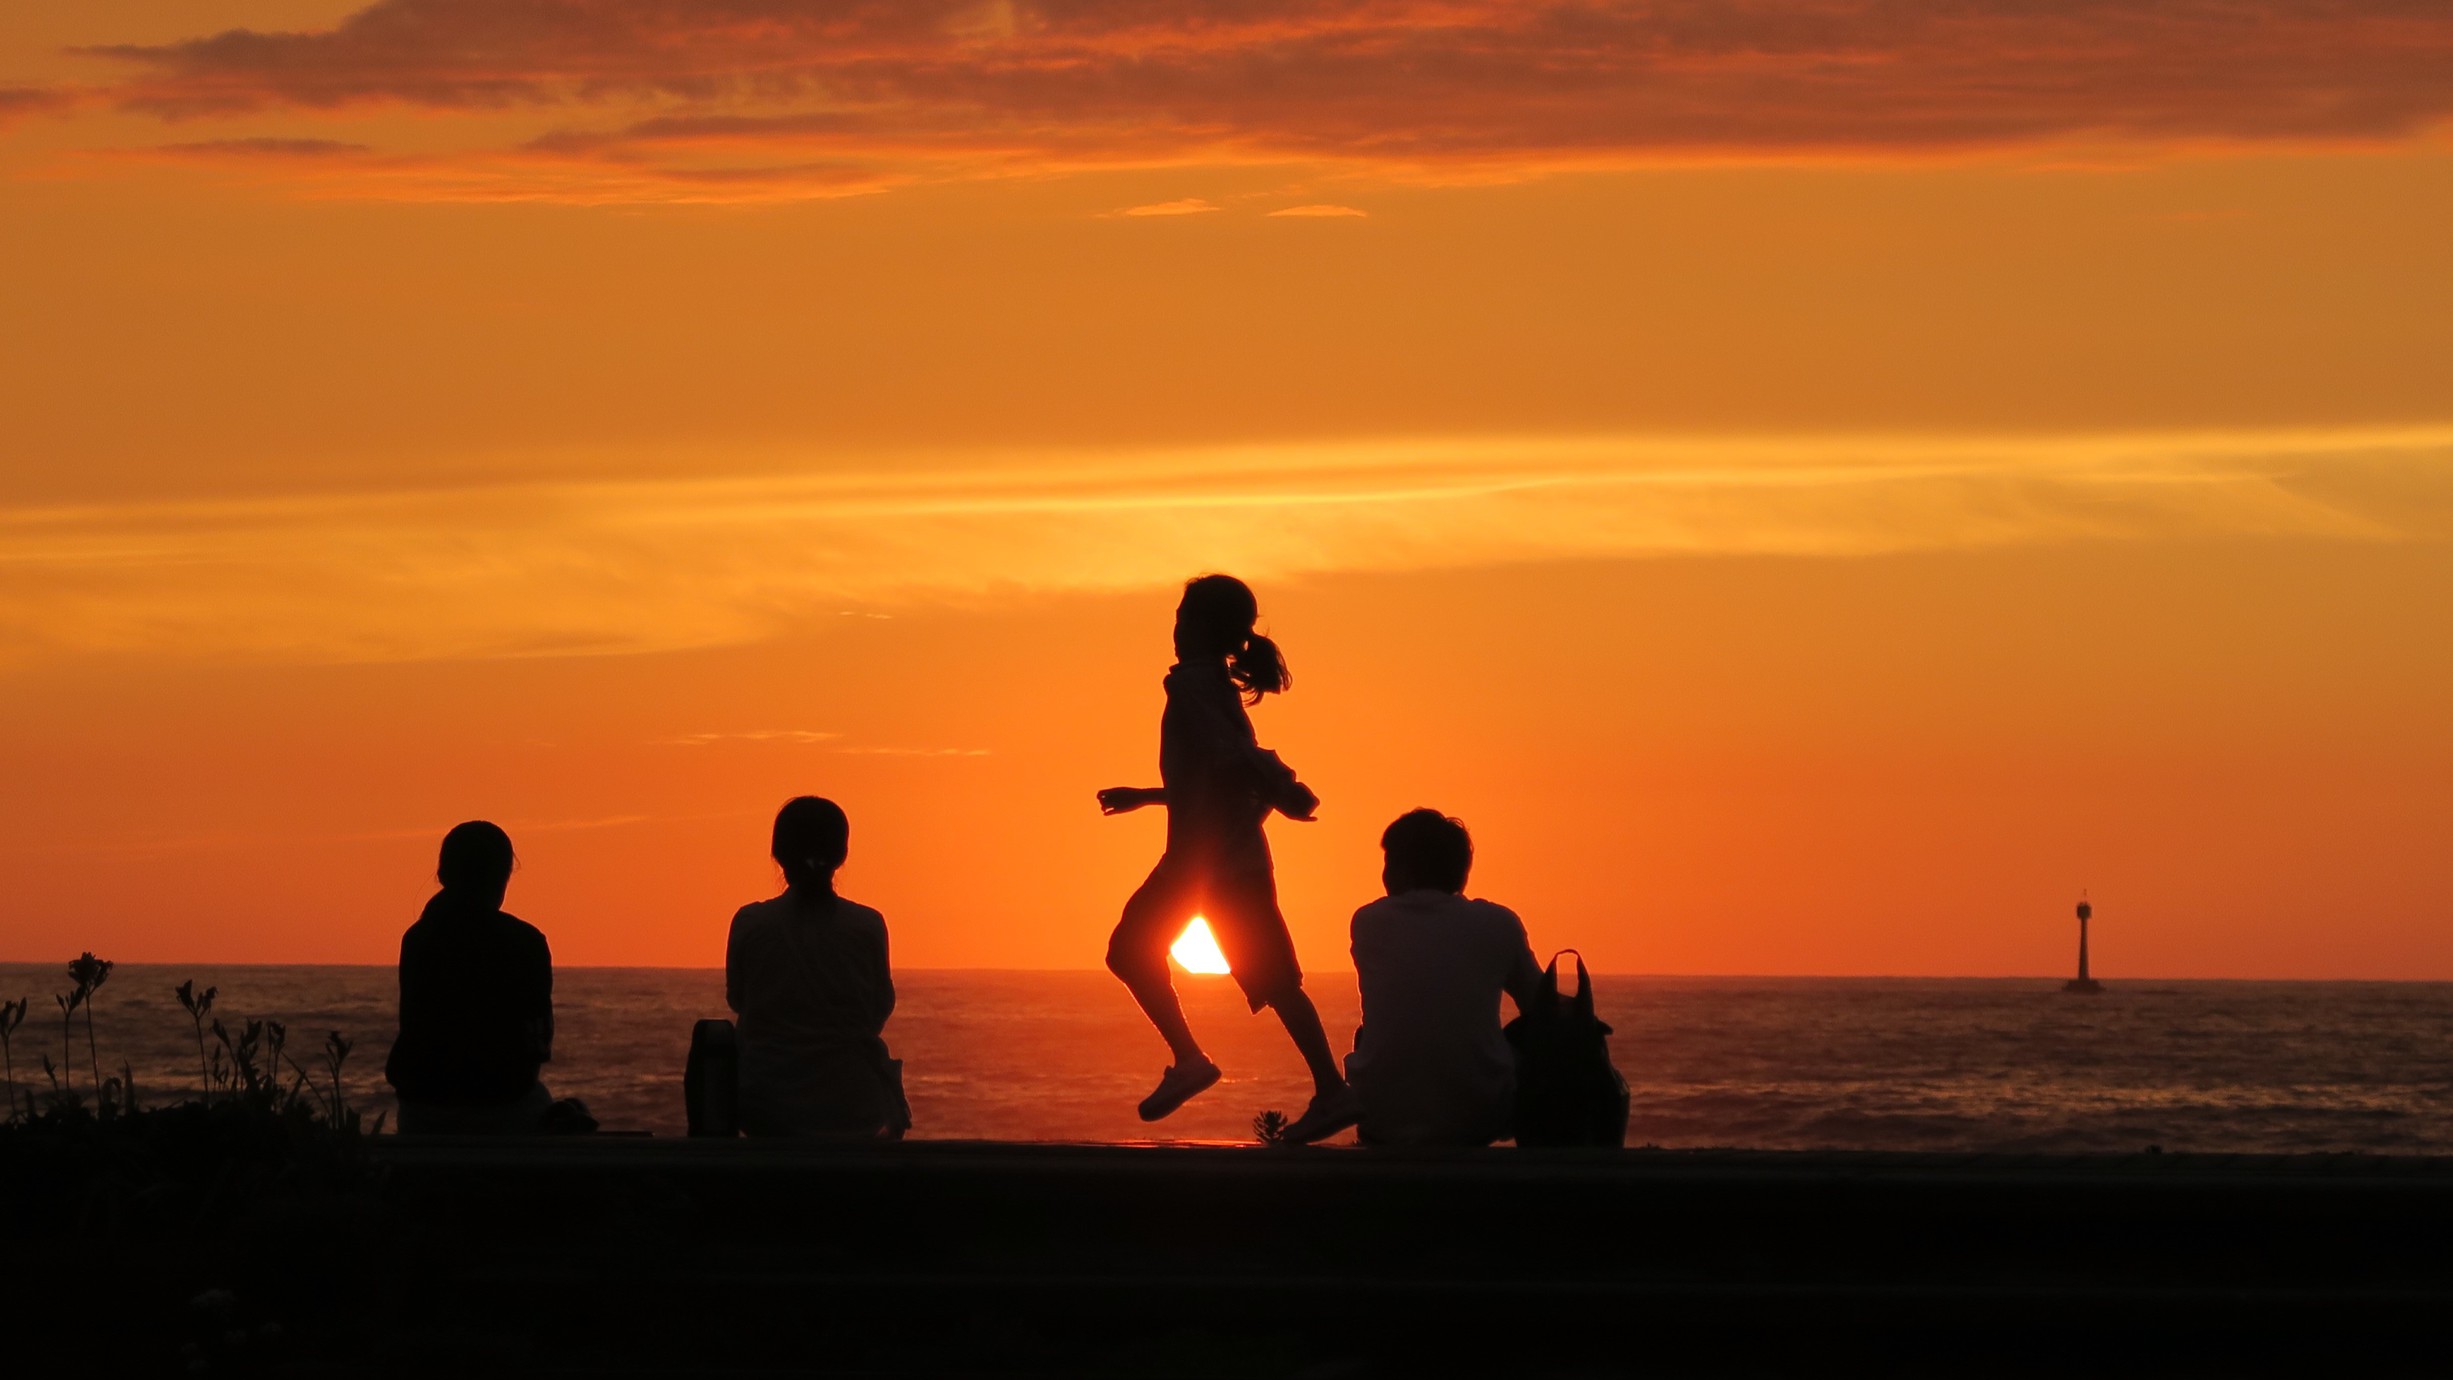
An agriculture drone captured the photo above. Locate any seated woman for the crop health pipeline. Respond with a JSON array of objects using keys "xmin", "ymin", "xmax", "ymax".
[
  {"xmin": 385, "ymin": 820, "xmax": 555, "ymax": 1134},
  {"xmin": 725, "ymin": 796, "xmax": 908, "ymax": 1138}
]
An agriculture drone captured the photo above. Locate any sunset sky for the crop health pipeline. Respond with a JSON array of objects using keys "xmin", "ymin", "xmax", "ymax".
[{"xmin": 4, "ymin": 1, "xmax": 2450, "ymax": 977}]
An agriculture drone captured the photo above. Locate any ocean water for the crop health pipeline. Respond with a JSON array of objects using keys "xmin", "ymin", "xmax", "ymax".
[{"xmin": 5, "ymin": 964, "xmax": 2452, "ymax": 1153}]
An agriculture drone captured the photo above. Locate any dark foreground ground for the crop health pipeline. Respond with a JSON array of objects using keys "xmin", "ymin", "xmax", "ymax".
[{"xmin": 19, "ymin": 1137, "xmax": 2453, "ymax": 1376}]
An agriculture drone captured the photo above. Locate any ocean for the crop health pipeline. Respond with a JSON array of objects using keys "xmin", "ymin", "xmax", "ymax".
[{"xmin": 6, "ymin": 964, "xmax": 2451, "ymax": 1152}]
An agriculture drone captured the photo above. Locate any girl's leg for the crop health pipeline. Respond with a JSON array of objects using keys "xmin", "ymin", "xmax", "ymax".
[
  {"xmin": 1106, "ymin": 864, "xmax": 1211, "ymax": 1069},
  {"xmin": 1266, "ymin": 988, "xmax": 1346, "ymax": 1099},
  {"xmin": 1210, "ymin": 870, "xmax": 1346, "ymax": 1099},
  {"xmin": 1124, "ymin": 974, "xmax": 1207, "ymax": 1069}
]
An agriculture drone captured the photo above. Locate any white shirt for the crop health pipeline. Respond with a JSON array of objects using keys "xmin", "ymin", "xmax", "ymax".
[{"xmin": 1346, "ymin": 889, "xmax": 1540, "ymax": 1147}]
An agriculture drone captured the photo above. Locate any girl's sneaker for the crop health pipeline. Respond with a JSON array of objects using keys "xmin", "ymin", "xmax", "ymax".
[
  {"xmin": 1278, "ymin": 1086, "xmax": 1362, "ymax": 1144},
  {"xmin": 1137, "ymin": 1060, "xmax": 1222, "ymax": 1121}
]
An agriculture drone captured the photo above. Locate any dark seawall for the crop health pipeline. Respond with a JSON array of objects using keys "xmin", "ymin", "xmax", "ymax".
[{"xmin": 353, "ymin": 1139, "xmax": 2453, "ymax": 1375}]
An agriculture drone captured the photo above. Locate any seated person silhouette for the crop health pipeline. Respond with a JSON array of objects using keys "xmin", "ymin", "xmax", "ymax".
[
  {"xmin": 385, "ymin": 821, "xmax": 556, "ymax": 1134},
  {"xmin": 725, "ymin": 796, "xmax": 909, "ymax": 1139},
  {"xmin": 1343, "ymin": 809, "xmax": 1541, "ymax": 1147}
]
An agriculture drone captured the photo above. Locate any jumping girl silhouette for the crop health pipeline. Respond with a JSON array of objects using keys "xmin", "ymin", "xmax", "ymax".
[{"xmin": 1098, "ymin": 574, "xmax": 1357, "ymax": 1142}]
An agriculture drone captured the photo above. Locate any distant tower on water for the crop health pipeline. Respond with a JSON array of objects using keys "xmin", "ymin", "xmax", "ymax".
[{"xmin": 2062, "ymin": 896, "xmax": 2103, "ymax": 994}]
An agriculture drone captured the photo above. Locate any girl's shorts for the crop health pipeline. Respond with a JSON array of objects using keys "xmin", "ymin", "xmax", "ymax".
[{"xmin": 1107, "ymin": 854, "xmax": 1302, "ymax": 1011}]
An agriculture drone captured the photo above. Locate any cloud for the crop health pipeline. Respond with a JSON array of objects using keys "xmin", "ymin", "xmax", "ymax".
[
  {"xmin": 17, "ymin": 810, "xmax": 677, "ymax": 858},
  {"xmin": 663, "ymin": 728, "xmax": 987, "ymax": 755},
  {"xmin": 1120, "ymin": 197, "xmax": 1220, "ymax": 216},
  {"xmin": 110, "ymin": 132, "xmax": 903, "ymax": 204},
  {"xmin": 1269, "ymin": 203, "xmax": 1366, "ymax": 217},
  {"xmin": 2, "ymin": 426, "xmax": 2449, "ymax": 666},
  {"xmin": 665, "ymin": 729, "xmax": 845, "ymax": 746},
  {"xmin": 58, "ymin": 0, "xmax": 2453, "ymax": 202},
  {"xmin": 154, "ymin": 137, "xmax": 373, "ymax": 159},
  {"xmin": 0, "ymin": 87, "xmax": 78, "ymax": 127}
]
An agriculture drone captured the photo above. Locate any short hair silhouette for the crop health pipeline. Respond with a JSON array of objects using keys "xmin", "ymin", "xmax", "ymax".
[
  {"xmin": 1177, "ymin": 573, "xmax": 1289, "ymax": 703},
  {"xmin": 772, "ymin": 796, "xmax": 850, "ymax": 891},
  {"xmin": 436, "ymin": 820, "xmax": 516, "ymax": 894},
  {"xmin": 1382, "ymin": 809, "xmax": 1473, "ymax": 894}
]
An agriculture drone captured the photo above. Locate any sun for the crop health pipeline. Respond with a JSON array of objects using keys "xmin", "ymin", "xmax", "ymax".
[{"xmin": 1170, "ymin": 917, "xmax": 1233, "ymax": 975}]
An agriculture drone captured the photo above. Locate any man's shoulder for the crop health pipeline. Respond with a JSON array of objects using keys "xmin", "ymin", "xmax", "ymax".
[
  {"xmin": 1350, "ymin": 894, "xmax": 1410, "ymax": 934},
  {"xmin": 1352, "ymin": 890, "xmax": 1519, "ymax": 937},
  {"xmin": 1456, "ymin": 896, "xmax": 1525, "ymax": 928}
]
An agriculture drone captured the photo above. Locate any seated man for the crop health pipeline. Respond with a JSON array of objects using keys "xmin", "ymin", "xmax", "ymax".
[
  {"xmin": 1344, "ymin": 809, "xmax": 1541, "ymax": 1147},
  {"xmin": 384, "ymin": 821, "xmax": 556, "ymax": 1134}
]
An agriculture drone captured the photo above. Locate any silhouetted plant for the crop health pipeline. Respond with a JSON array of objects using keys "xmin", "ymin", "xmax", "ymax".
[
  {"xmin": 54, "ymin": 986, "xmax": 84, "ymax": 1103},
  {"xmin": 265, "ymin": 1021, "xmax": 307, "ymax": 1106},
  {"xmin": 67, "ymin": 953, "xmax": 112, "ymax": 1105},
  {"xmin": 320, "ymin": 1032, "xmax": 353, "ymax": 1127},
  {"xmin": 40, "ymin": 1052, "xmax": 71, "ymax": 1113},
  {"xmin": 176, "ymin": 980, "xmax": 217, "ymax": 1103},
  {"xmin": 212, "ymin": 1018, "xmax": 272, "ymax": 1104},
  {"xmin": 274, "ymin": 1021, "xmax": 337, "ymax": 1116},
  {"xmin": 1253, "ymin": 1109, "xmax": 1289, "ymax": 1144},
  {"xmin": 5, "ymin": 972, "xmax": 378, "ymax": 1162},
  {"xmin": 0, "ymin": 997, "xmax": 25, "ymax": 1124}
]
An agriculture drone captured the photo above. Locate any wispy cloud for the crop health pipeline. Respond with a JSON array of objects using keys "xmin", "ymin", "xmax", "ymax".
[
  {"xmin": 1269, "ymin": 203, "xmax": 1366, "ymax": 217},
  {"xmin": 7, "ymin": 810, "xmax": 683, "ymax": 859},
  {"xmin": 2, "ymin": 426, "xmax": 2448, "ymax": 666},
  {"xmin": 0, "ymin": 86, "xmax": 79, "ymax": 127},
  {"xmin": 32, "ymin": 0, "xmax": 2453, "ymax": 203},
  {"xmin": 153, "ymin": 137, "xmax": 373, "ymax": 159},
  {"xmin": 663, "ymin": 729, "xmax": 987, "ymax": 756},
  {"xmin": 664, "ymin": 729, "xmax": 844, "ymax": 746},
  {"xmin": 1119, "ymin": 197, "xmax": 1220, "ymax": 216}
]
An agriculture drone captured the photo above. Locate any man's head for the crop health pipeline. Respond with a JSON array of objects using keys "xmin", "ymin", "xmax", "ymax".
[{"xmin": 1381, "ymin": 808, "xmax": 1472, "ymax": 896}]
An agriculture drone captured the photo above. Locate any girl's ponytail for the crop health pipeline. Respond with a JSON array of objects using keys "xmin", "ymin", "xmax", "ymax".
[
  {"xmin": 1179, "ymin": 573, "xmax": 1289, "ymax": 704},
  {"xmin": 1228, "ymin": 631, "xmax": 1290, "ymax": 703},
  {"xmin": 771, "ymin": 795, "xmax": 850, "ymax": 893}
]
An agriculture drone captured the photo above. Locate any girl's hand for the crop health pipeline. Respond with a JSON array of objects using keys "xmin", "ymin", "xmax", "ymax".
[
  {"xmin": 1275, "ymin": 780, "xmax": 1321, "ymax": 822},
  {"xmin": 1099, "ymin": 786, "xmax": 1160, "ymax": 815}
]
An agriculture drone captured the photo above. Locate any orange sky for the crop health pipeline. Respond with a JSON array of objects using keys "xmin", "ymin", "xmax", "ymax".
[{"xmin": 4, "ymin": 2, "xmax": 2451, "ymax": 977}]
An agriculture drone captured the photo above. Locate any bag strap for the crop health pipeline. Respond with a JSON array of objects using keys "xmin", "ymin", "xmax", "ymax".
[{"xmin": 1545, "ymin": 949, "xmax": 1596, "ymax": 1021}]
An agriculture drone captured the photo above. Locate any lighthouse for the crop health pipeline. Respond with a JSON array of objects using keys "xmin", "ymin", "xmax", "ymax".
[{"xmin": 2062, "ymin": 897, "xmax": 2103, "ymax": 994}]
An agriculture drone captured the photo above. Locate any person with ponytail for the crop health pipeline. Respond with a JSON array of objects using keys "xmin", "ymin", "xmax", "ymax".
[
  {"xmin": 1098, "ymin": 574, "xmax": 1359, "ymax": 1142},
  {"xmin": 724, "ymin": 796, "xmax": 909, "ymax": 1138},
  {"xmin": 386, "ymin": 820, "xmax": 557, "ymax": 1133}
]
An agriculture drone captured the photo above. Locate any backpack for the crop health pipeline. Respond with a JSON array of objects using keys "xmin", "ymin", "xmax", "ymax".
[
  {"xmin": 684, "ymin": 1018, "xmax": 740, "ymax": 1137},
  {"xmin": 1504, "ymin": 951, "xmax": 1630, "ymax": 1148}
]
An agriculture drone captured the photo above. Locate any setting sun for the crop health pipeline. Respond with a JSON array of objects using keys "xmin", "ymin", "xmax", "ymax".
[{"xmin": 1171, "ymin": 918, "xmax": 1233, "ymax": 976}]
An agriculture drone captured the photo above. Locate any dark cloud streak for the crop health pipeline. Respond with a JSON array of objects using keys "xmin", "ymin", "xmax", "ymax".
[
  {"xmin": 0, "ymin": 85, "xmax": 80, "ymax": 127},
  {"xmin": 57, "ymin": 0, "xmax": 2453, "ymax": 200}
]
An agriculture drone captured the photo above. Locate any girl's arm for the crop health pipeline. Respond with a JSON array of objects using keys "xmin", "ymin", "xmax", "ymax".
[
  {"xmin": 723, "ymin": 911, "xmax": 745, "ymax": 1014},
  {"xmin": 1248, "ymin": 748, "xmax": 1319, "ymax": 821},
  {"xmin": 1098, "ymin": 786, "xmax": 1166, "ymax": 814},
  {"xmin": 873, "ymin": 919, "xmax": 897, "ymax": 1029},
  {"xmin": 529, "ymin": 930, "xmax": 555, "ymax": 1064}
]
